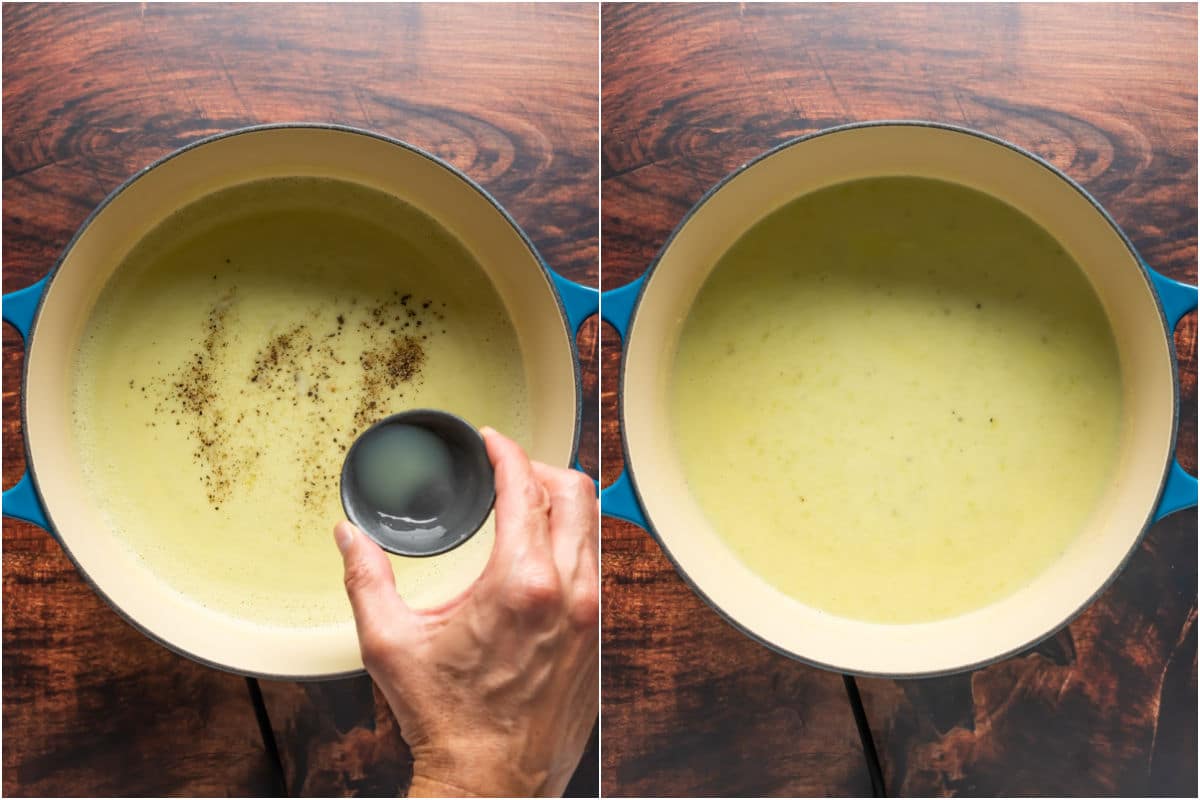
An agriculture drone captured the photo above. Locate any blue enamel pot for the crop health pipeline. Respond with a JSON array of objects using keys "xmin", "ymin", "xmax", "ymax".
[
  {"xmin": 600, "ymin": 121, "xmax": 1196, "ymax": 677},
  {"xmin": 2, "ymin": 124, "xmax": 596, "ymax": 679}
]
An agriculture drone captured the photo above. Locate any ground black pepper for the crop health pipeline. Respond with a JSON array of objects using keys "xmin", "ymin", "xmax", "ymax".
[{"xmin": 148, "ymin": 283, "xmax": 444, "ymax": 510}]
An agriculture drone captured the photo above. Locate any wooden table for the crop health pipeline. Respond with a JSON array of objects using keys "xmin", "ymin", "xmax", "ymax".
[
  {"xmin": 601, "ymin": 4, "xmax": 1196, "ymax": 796},
  {"xmin": 2, "ymin": 4, "xmax": 598, "ymax": 796}
]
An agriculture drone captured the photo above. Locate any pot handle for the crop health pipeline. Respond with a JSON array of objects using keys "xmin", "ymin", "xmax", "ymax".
[
  {"xmin": 1147, "ymin": 266, "xmax": 1198, "ymax": 522},
  {"xmin": 548, "ymin": 269, "xmax": 600, "ymax": 476},
  {"xmin": 2, "ymin": 278, "xmax": 52, "ymax": 531},
  {"xmin": 597, "ymin": 276, "xmax": 650, "ymax": 529},
  {"xmin": 549, "ymin": 269, "xmax": 599, "ymax": 337},
  {"xmin": 599, "ymin": 466, "xmax": 648, "ymax": 529}
]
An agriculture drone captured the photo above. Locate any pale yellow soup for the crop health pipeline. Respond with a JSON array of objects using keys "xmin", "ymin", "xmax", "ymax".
[
  {"xmin": 73, "ymin": 178, "xmax": 530, "ymax": 627},
  {"xmin": 670, "ymin": 177, "xmax": 1122, "ymax": 624}
]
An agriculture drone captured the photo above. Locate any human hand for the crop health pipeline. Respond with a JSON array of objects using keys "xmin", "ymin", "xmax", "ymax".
[{"xmin": 334, "ymin": 427, "xmax": 599, "ymax": 797}]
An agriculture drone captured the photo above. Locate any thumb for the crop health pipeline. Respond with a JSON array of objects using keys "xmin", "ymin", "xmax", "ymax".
[{"xmin": 334, "ymin": 521, "xmax": 411, "ymax": 649}]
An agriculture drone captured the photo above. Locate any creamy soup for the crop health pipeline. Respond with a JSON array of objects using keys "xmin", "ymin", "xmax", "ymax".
[
  {"xmin": 670, "ymin": 177, "xmax": 1122, "ymax": 624},
  {"xmin": 73, "ymin": 178, "xmax": 530, "ymax": 627}
]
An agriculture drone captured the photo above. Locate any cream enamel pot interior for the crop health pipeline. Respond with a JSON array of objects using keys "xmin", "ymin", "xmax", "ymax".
[
  {"xmin": 600, "ymin": 122, "xmax": 1197, "ymax": 678},
  {"xmin": 2, "ymin": 124, "xmax": 595, "ymax": 679}
]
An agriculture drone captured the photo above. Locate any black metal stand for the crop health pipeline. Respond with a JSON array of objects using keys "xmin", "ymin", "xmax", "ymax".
[
  {"xmin": 843, "ymin": 674, "xmax": 887, "ymax": 797},
  {"xmin": 246, "ymin": 677, "xmax": 289, "ymax": 797}
]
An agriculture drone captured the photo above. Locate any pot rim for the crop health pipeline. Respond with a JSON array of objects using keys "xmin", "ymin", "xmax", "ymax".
[
  {"xmin": 16, "ymin": 122, "xmax": 584, "ymax": 681},
  {"xmin": 614, "ymin": 119, "xmax": 1183, "ymax": 679}
]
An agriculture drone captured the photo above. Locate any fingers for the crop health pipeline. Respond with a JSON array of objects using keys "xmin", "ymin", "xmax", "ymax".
[
  {"xmin": 481, "ymin": 427, "xmax": 552, "ymax": 564},
  {"xmin": 530, "ymin": 462, "xmax": 598, "ymax": 550},
  {"xmin": 478, "ymin": 430, "xmax": 597, "ymax": 632},
  {"xmin": 334, "ymin": 520, "xmax": 412, "ymax": 664},
  {"xmin": 530, "ymin": 462, "xmax": 599, "ymax": 632}
]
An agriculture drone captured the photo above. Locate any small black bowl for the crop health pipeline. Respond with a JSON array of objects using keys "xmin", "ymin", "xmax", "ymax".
[{"xmin": 340, "ymin": 410, "xmax": 495, "ymax": 557}]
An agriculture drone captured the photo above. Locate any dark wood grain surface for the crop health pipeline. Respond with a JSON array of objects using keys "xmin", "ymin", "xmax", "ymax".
[
  {"xmin": 3, "ymin": 3, "xmax": 598, "ymax": 796},
  {"xmin": 600, "ymin": 3, "xmax": 1197, "ymax": 796}
]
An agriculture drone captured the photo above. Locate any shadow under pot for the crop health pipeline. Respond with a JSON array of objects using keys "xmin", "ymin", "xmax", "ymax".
[
  {"xmin": 3, "ymin": 124, "xmax": 596, "ymax": 680},
  {"xmin": 600, "ymin": 121, "xmax": 1196, "ymax": 678}
]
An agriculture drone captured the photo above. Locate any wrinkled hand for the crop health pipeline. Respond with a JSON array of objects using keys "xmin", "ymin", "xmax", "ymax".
[{"xmin": 334, "ymin": 427, "xmax": 599, "ymax": 798}]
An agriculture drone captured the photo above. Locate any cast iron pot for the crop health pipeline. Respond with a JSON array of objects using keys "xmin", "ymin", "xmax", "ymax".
[
  {"xmin": 600, "ymin": 121, "xmax": 1197, "ymax": 678},
  {"xmin": 2, "ymin": 124, "xmax": 596, "ymax": 679}
]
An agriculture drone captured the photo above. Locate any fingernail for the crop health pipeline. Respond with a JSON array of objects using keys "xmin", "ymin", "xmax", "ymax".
[
  {"xmin": 479, "ymin": 425, "xmax": 496, "ymax": 439},
  {"xmin": 334, "ymin": 522, "xmax": 355, "ymax": 554}
]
